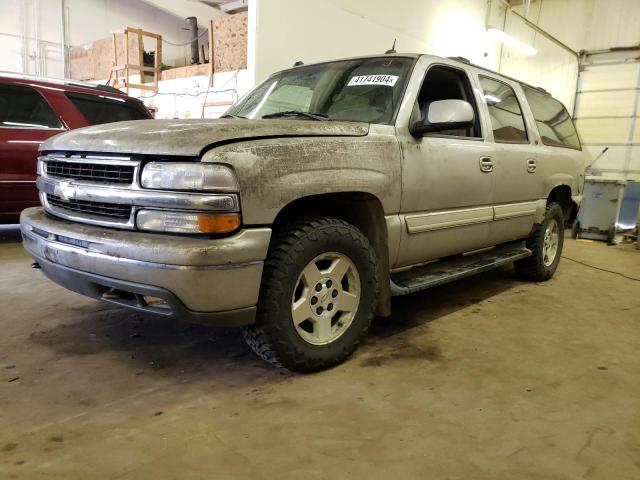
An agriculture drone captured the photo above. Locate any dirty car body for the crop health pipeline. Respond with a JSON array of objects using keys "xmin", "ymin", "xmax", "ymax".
[{"xmin": 20, "ymin": 54, "xmax": 586, "ymax": 370}]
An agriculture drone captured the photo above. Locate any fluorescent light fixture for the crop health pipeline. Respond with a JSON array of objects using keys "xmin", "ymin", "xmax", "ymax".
[{"xmin": 488, "ymin": 27, "xmax": 538, "ymax": 56}]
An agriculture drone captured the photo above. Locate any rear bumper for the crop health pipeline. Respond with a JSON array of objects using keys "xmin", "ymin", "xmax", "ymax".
[{"xmin": 20, "ymin": 207, "xmax": 272, "ymax": 326}]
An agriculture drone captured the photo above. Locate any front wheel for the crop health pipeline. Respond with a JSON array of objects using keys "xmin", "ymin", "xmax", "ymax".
[
  {"xmin": 243, "ymin": 217, "xmax": 378, "ymax": 372},
  {"xmin": 515, "ymin": 203, "xmax": 564, "ymax": 281}
]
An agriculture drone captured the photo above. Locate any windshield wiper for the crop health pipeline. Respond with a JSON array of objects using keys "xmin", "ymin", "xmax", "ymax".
[
  {"xmin": 262, "ymin": 111, "xmax": 329, "ymax": 121},
  {"xmin": 220, "ymin": 114, "xmax": 247, "ymax": 119}
]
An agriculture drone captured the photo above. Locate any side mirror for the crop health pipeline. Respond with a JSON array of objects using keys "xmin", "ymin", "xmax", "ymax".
[{"xmin": 410, "ymin": 99, "xmax": 475, "ymax": 136}]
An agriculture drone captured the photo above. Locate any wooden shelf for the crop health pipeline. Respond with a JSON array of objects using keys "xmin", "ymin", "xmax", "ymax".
[{"xmin": 111, "ymin": 27, "xmax": 162, "ymax": 94}]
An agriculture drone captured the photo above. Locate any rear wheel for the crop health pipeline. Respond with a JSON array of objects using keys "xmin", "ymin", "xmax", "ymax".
[
  {"xmin": 515, "ymin": 203, "xmax": 564, "ymax": 281},
  {"xmin": 243, "ymin": 217, "xmax": 378, "ymax": 372}
]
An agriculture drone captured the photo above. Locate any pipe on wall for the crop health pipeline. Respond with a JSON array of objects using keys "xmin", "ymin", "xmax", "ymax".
[
  {"xmin": 186, "ymin": 16, "xmax": 199, "ymax": 64},
  {"xmin": 510, "ymin": 9, "xmax": 578, "ymax": 58},
  {"xmin": 60, "ymin": 0, "xmax": 67, "ymax": 77},
  {"xmin": 20, "ymin": 0, "xmax": 28, "ymax": 73},
  {"xmin": 489, "ymin": 0, "xmax": 578, "ymax": 59},
  {"xmin": 39, "ymin": 44, "xmax": 63, "ymax": 77},
  {"xmin": 34, "ymin": 0, "xmax": 41, "ymax": 75}
]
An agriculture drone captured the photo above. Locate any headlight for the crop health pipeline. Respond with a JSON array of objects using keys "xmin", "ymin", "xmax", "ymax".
[
  {"xmin": 141, "ymin": 163, "xmax": 239, "ymax": 192},
  {"xmin": 137, "ymin": 209, "xmax": 240, "ymax": 234}
]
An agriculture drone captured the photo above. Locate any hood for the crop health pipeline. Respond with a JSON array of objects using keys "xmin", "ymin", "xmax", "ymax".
[{"xmin": 42, "ymin": 118, "xmax": 370, "ymax": 157}]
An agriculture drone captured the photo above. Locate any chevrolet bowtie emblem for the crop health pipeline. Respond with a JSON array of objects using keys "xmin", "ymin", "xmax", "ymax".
[{"xmin": 55, "ymin": 181, "xmax": 76, "ymax": 202}]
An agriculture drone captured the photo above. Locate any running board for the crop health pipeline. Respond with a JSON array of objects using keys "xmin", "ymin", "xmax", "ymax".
[{"xmin": 390, "ymin": 242, "xmax": 531, "ymax": 296}]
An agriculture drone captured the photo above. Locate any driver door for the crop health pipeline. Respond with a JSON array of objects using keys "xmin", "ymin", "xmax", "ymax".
[{"xmin": 394, "ymin": 59, "xmax": 497, "ymax": 268}]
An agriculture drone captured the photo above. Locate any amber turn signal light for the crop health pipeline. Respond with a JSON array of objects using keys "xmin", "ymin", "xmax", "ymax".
[
  {"xmin": 137, "ymin": 210, "xmax": 241, "ymax": 234},
  {"xmin": 197, "ymin": 213, "xmax": 240, "ymax": 234}
]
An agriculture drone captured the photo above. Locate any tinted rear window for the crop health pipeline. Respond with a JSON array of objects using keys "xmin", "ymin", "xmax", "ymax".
[
  {"xmin": 523, "ymin": 87, "xmax": 580, "ymax": 149},
  {"xmin": 0, "ymin": 84, "xmax": 64, "ymax": 129},
  {"xmin": 66, "ymin": 92, "xmax": 150, "ymax": 125}
]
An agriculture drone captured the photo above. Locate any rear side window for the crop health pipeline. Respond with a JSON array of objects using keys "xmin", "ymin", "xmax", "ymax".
[
  {"xmin": 66, "ymin": 92, "xmax": 150, "ymax": 125},
  {"xmin": 479, "ymin": 77, "xmax": 528, "ymax": 143},
  {"xmin": 0, "ymin": 84, "xmax": 64, "ymax": 129},
  {"xmin": 523, "ymin": 87, "xmax": 580, "ymax": 149}
]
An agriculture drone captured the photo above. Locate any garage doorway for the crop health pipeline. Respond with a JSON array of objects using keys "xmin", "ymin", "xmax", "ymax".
[{"xmin": 574, "ymin": 49, "xmax": 640, "ymax": 181}]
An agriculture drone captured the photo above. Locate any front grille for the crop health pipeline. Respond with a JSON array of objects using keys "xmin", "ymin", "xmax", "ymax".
[
  {"xmin": 46, "ymin": 194, "xmax": 132, "ymax": 219},
  {"xmin": 45, "ymin": 160, "xmax": 135, "ymax": 184}
]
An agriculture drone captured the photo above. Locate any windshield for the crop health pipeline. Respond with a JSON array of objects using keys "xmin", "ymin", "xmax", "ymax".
[{"xmin": 226, "ymin": 57, "xmax": 414, "ymax": 124}]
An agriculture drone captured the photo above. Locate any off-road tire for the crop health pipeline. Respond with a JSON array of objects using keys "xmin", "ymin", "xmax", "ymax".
[
  {"xmin": 243, "ymin": 217, "xmax": 378, "ymax": 373},
  {"xmin": 515, "ymin": 202, "xmax": 564, "ymax": 281}
]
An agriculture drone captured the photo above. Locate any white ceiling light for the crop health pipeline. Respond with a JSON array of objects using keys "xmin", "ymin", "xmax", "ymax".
[
  {"xmin": 488, "ymin": 27, "xmax": 538, "ymax": 56},
  {"xmin": 193, "ymin": 0, "xmax": 248, "ymax": 12}
]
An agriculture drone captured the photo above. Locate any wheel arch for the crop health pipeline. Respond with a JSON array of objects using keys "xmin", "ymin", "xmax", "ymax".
[
  {"xmin": 547, "ymin": 184, "xmax": 577, "ymax": 223},
  {"xmin": 272, "ymin": 192, "xmax": 391, "ymax": 317}
]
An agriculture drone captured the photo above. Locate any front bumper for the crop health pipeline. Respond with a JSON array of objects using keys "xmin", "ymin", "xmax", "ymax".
[{"xmin": 20, "ymin": 207, "xmax": 272, "ymax": 326}]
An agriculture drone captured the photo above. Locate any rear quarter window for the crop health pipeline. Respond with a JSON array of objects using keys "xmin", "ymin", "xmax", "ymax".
[
  {"xmin": 523, "ymin": 87, "xmax": 580, "ymax": 150},
  {"xmin": 66, "ymin": 92, "xmax": 150, "ymax": 125},
  {"xmin": 0, "ymin": 84, "xmax": 64, "ymax": 129}
]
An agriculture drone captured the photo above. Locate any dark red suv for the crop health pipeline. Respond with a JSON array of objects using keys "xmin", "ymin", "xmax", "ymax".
[{"xmin": 0, "ymin": 74, "xmax": 152, "ymax": 223}]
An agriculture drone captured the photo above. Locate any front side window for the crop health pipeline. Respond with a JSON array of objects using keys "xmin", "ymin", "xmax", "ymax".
[
  {"xmin": 523, "ymin": 87, "xmax": 580, "ymax": 149},
  {"xmin": 0, "ymin": 84, "xmax": 64, "ymax": 129},
  {"xmin": 66, "ymin": 92, "xmax": 151, "ymax": 125},
  {"xmin": 479, "ymin": 77, "xmax": 528, "ymax": 143},
  {"xmin": 416, "ymin": 65, "xmax": 482, "ymax": 138},
  {"xmin": 226, "ymin": 57, "xmax": 414, "ymax": 124}
]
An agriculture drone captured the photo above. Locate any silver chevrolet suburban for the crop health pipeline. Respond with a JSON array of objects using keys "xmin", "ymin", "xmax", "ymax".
[{"xmin": 20, "ymin": 54, "xmax": 586, "ymax": 372}]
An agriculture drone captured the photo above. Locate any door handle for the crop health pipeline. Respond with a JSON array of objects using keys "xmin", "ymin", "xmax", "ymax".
[
  {"xmin": 527, "ymin": 159, "xmax": 537, "ymax": 173},
  {"xmin": 479, "ymin": 156, "xmax": 494, "ymax": 173}
]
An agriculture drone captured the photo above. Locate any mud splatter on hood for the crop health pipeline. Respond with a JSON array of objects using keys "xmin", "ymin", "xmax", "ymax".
[{"xmin": 41, "ymin": 118, "xmax": 370, "ymax": 157}]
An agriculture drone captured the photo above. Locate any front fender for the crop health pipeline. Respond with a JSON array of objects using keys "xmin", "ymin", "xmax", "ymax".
[{"xmin": 202, "ymin": 133, "xmax": 402, "ymax": 225}]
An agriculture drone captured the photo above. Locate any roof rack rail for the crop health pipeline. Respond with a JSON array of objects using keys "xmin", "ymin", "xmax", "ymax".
[
  {"xmin": 447, "ymin": 56, "xmax": 471, "ymax": 64},
  {"xmin": 92, "ymin": 84, "xmax": 123, "ymax": 95},
  {"xmin": 0, "ymin": 71, "xmax": 125, "ymax": 95},
  {"xmin": 442, "ymin": 57, "xmax": 553, "ymax": 97}
]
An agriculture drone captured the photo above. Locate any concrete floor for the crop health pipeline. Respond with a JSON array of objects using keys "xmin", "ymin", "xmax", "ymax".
[{"xmin": 0, "ymin": 225, "xmax": 639, "ymax": 480}]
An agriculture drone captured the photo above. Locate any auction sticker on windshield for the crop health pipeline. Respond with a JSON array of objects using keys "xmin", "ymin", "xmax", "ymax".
[{"xmin": 347, "ymin": 74, "xmax": 398, "ymax": 87}]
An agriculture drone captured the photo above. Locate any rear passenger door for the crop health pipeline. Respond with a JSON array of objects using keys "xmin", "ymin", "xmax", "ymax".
[
  {"xmin": 477, "ymin": 76, "xmax": 541, "ymax": 244},
  {"xmin": 522, "ymin": 86, "xmax": 584, "ymax": 217}
]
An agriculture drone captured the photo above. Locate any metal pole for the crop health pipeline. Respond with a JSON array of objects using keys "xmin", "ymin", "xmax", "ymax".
[
  {"xmin": 60, "ymin": 0, "xmax": 66, "ymax": 78},
  {"xmin": 492, "ymin": 0, "xmax": 578, "ymax": 58},
  {"xmin": 186, "ymin": 16, "xmax": 199, "ymax": 65},
  {"xmin": 572, "ymin": 51, "xmax": 586, "ymax": 117},
  {"xmin": 484, "ymin": 0, "xmax": 492, "ymax": 30},
  {"xmin": 510, "ymin": 10, "xmax": 578, "ymax": 58}
]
